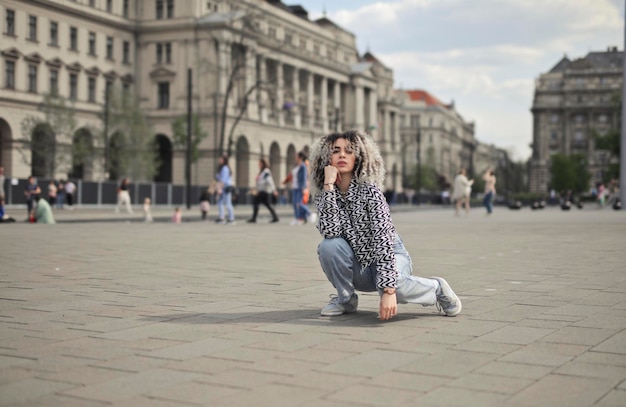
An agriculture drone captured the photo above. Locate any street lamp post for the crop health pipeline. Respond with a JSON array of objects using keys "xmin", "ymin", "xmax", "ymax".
[{"xmin": 103, "ymin": 85, "xmax": 110, "ymax": 180}]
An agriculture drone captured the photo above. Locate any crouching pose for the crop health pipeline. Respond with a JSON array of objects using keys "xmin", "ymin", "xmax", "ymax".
[{"xmin": 309, "ymin": 130, "xmax": 462, "ymax": 321}]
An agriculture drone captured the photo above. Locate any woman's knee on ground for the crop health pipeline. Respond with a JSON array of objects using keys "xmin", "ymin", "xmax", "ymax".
[{"xmin": 317, "ymin": 237, "xmax": 351, "ymax": 260}]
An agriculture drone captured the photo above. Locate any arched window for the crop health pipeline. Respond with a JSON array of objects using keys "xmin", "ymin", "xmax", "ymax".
[
  {"xmin": 235, "ymin": 136, "xmax": 249, "ymax": 187},
  {"xmin": 154, "ymin": 134, "xmax": 172, "ymax": 182},
  {"xmin": 71, "ymin": 128, "xmax": 94, "ymax": 180},
  {"xmin": 269, "ymin": 142, "xmax": 281, "ymax": 185},
  {"xmin": 31, "ymin": 123, "xmax": 55, "ymax": 178}
]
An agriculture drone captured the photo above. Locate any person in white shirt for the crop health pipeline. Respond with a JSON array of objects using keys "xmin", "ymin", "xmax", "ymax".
[{"xmin": 451, "ymin": 169, "xmax": 473, "ymax": 217}]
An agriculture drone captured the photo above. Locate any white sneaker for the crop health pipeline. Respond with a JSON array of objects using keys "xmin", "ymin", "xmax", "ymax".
[
  {"xmin": 433, "ymin": 277, "xmax": 462, "ymax": 316},
  {"xmin": 308, "ymin": 213, "xmax": 318, "ymax": 224}
]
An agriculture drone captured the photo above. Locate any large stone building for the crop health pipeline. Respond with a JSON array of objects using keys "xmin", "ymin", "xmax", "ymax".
[
  {"xmin": 396, "ymin": 89, "xmax": 473, "ymax": 186},
  {"xmin": 0, "ymin": 0, "xmax": 404, "ymax": 192},
  {"xmin": 529, "ymin": 47, "xmax": 623, "ymax": 193}
]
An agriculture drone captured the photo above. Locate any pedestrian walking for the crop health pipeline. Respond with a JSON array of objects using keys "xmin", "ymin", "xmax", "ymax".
[
  {"xmin": 115, "ymin": 178, "xmax": 133, "ymax": 214},
  {"xmin": 64, "ymin": 179, "xmax": 76, "ymax": 209},
  {"xmin": 309, "ymin": 130, "xmax": 461, "ymax": 320},
  {"xmin": 215, "ymin": 155, "xmax": 235, "ymax": 224},
  {"xmin": 288, "ymin": 151, "xmax": 316, "ymax": 225},
  {"xmin": 452, "ymin": 169, "xmax": 473, "ymax": 217},
  {"xmin": 56, "ymin": 180, "xmax": 65, "ymax": 209},
  {"xmin": 482, "ymin": 169, "xmax": 496, "ymax": 215},
  {"xmin": 199, "ymin": 187, "xmax": 211, "ymax": 221},
  {"xmin": 248, "ymin": 158, "xmax": 279, "ymax": 223},
  {"xmin": 47, "ymin": 180, "xmax": 57, "ymax": 207},
  {"xmin": 24, "ymin": 176, "xmax": 41, "ymax": 218}
]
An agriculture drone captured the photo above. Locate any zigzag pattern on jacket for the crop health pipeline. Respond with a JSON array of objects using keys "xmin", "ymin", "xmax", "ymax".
[{"xmin": 316, "ymin": 180, "xmax": 398, "ymax": 289}]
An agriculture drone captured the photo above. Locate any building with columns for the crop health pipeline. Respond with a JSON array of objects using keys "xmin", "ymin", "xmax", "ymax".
[
  {"xmin": 529, "ymin": 47, "xmax": 623, "ymax": 193},
  {"xmin": 0, "ymin": 0, "xmax": 403, "ymax": 193}
]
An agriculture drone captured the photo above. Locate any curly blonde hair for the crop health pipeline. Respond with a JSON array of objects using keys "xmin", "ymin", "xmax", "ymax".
[{"xmin": 309, "ymin": 129, "xmax": 386, "ymax": 195}]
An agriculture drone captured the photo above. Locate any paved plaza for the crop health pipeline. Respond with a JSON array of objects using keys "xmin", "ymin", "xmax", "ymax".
[{"xmin": 0, "ymin": 207, "xmax": 625, "ymax": 406}]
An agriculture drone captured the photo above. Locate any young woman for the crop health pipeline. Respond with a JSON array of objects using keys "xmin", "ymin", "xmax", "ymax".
[
  {"xmin": 215, "ymin": 155, "xmax": 235, "ymax": 224},
  {"xmin": 248, "ymin": 158, "xmax": 279, "ymax": 223},
  {"xmin": 309, "ymin": 130, "xmax": 461, "ymax": 321}
]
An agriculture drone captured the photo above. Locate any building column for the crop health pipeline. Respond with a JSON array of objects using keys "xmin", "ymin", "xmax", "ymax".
[
  {"xmin": 245, "ymin": 46, "xmax": 258, "ymax": 121},
  {"xmin": 333, "ymin": 81, "xmax": 341, "ymax": 131},
  {"xmin": 293, "ymin": 67, "xmax": 301, "ymax": 129},
  {"xmin": 355, "ymin": 83, "xmax": 364, "ymax": 130},
  {"xmin": 258, "ymin": 55, "xmax": 268, "ymax": 123},
  {"xmin": 369, "ymin": 87, "xmax": 378, "ymax": 139},
  {"xmin": 383, "ymin": 109, "xmax": 391, "ymax": 148},
  {"xmin": 277, "ymin": 61, "xmax": 284, "ymax": 126},
  {"xmin": 217, "ymin": 40, "xmax": 231, "ymax": 97},
  {"xmin": 320, "ymin": 76, "xmax": 328, "ymax": 133},
  {"xmin": 307, "ymin": 71, "xmax": 314, "ymax": 129}
]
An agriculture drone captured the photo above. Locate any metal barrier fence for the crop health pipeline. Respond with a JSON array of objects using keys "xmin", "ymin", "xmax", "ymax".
[{"xmin": 1, "ymin": 178, "xmax": 265, "ymax": 207}]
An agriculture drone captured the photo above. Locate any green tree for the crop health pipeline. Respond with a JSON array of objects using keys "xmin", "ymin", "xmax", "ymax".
[
  {"xmin": 171, "ymin": 114, "xmax": 208, "ymax": 163},
  {"xmin": 103, "ymin": 87, "xmax": 158, "ymax": 181},
  {"xmin": 20, "ymin": 93, "xmax": 78, "ymax": 177},
  {"xmin": 549, "ymin": 153, "xmax": 590, "ymax": 194},
  {"xmin": 593, "ymin": 128, "xmax": 620, "ymax": 183}
]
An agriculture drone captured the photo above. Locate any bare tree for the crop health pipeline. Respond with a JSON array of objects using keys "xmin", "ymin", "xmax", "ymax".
[{"xmin": 198, "ymin": 9, "xmax": 283, "ymax": 159}]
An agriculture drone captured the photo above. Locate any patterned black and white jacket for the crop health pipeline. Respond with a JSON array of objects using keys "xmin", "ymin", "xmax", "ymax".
[{"xmin": 315, "ymin": 179, "xmax": 397, "ymax": 289}]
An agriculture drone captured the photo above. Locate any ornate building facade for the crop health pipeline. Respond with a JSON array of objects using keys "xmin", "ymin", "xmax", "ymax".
[
  {"xmin": 0, "ymin": 0, "xmax": 403, "ymax": 191},
  {"xmin": 396, "ymin": 89, "xmax": 476, "ymax": 187},
  {"xmin": 529, "ymin": 47, "xmax": 623, "ymax": 193}
]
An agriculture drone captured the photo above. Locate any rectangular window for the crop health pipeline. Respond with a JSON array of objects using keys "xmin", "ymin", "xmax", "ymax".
[
  {"xmin": 156, "ymin": 43, "xmax": 162, "ymax": 63},
  {"xmin": 166, "ymin": 0, "xmax": 174, "ymax": 18},
  {"xmin": 123, "ymin": 41, "xmax": 130, "ymax": 63},
  {"xmin": 5, "ymin": 9, "xmax": 15, "ymax": 36},
  {"xmin": 89, "ymin": 0, "xmax": 96, "ymax": 6},
  {"xmin": 49, "ymin": 21, "xmax": 58, "ymax": 46},
  {"xmin": 28, "ymin": 15, "xmax": 37, "ymax": 41},
  {"xmin": 410, "ymin": 115, "xmax": 420, "ymax": 128},
  {"xmin": 105, "ymin": 80, "xmax": 113, "ymax": 97},
  {"xmin": 89, "ymin": 31, "xmax": 96, "ymax": 55},
  {"xmin": 156, "ymin": 0, "xmax": 164, "ymax": 19},
  {"xmin": 70, "ymin": 27, "xmax": 78, "ymax": 50},
  {"xmin": 28, "ymin": 64, "xmax": 38, "ymax": 93},
  {"xmin": 106, "ymin": 36, "xmax": 113, "ymax": 59},
  {"xmin": 123, "ymin": 0, "xmax": 129, "ymax": 17},
  {"xmin": 49, "ymin": 70, "xmax": 58, "ymax": 95},
  {"xmin": 88, "ymin": 77, "xmax": 96, "ymax": 102},
  {"xmin": 69, "ymin": 73, "xmax": 78, "ymax": 100},
  {"xmin": 5, "ymin": 60, "xmax": 15, "ymax": 89},
  {"xmin": 158, "ymin": 82, "xmax": 169, "ymax": 109},
  {"xmin": 107, "ymin": 0, "xmax": 113, "ymax": 12},
  {"xmin": 165, "ymin": 43, "xmax": 171, "ymax": 63}
]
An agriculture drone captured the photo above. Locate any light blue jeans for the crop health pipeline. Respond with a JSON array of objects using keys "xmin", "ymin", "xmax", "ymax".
[
  {"xmin": 483, "ymin": 191, "xmax": 494, "ymax": 214},
  {"xmin": 292, "ymin": 188, "xmax": 311, "ymax": 220},
  {"xmin": 317, "ymin": 234, "xmax": 438, "ymax": 305},
  {"xmin": 218, "ymin": 191, "xmax": 234, "ymax": 221}
]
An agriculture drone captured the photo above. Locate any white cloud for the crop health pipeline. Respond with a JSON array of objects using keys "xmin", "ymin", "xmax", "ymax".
[{"xmin": 299, "ymin": 0, "xmax": 624, "ymax": 160}]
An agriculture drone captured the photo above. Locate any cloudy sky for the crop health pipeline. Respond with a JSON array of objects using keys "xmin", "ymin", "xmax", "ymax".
[{"xmin": 294, "ymin": 0, "xmax": 624, "ymax": 161}]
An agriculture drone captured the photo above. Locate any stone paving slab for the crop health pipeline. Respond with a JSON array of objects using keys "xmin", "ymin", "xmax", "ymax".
[{"xmin": 0, "ymin": 208, "xmax": 625, "ymax": 406}]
